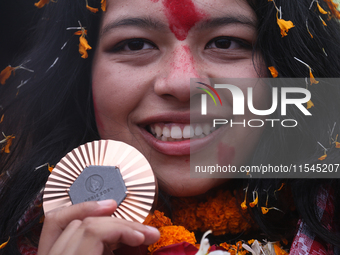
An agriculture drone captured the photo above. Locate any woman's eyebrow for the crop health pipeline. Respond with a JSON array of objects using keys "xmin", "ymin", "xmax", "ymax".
[
  {"xmin": 101, "ymin": 17, "xmax": 168, "ymax": 36},
  {"xmin": 195, "ymin": 15, "xmax": 257, "ymax": 30}
]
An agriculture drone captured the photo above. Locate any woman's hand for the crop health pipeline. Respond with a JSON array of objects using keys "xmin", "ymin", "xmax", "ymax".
[{"xmin": 38, "ymin": 200, "xmax": 160, "ymax": 255}]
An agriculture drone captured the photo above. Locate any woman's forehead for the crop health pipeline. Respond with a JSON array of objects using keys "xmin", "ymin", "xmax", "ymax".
[{"xmin": 102, "ymin": 0, "xmax": 256, "ymax": 40}]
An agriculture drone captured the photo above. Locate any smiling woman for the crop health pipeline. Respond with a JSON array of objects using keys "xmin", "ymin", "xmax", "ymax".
[
  {"xmin": 0, "ymin": 0, "xmax": 340, "ymax": 254},
  {"xmin": 92, "ymin": 0, "xmax": 265, "ymax": 197}
]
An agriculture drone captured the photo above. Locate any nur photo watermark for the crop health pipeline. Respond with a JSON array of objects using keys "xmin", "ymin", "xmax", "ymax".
[{"xmin": 190, "ymin": 78, "xmax": 340, "ymax": 178}]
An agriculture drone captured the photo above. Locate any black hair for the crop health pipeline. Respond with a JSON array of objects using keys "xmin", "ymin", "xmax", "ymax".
[
  {"xmin": 246, "ymin": 0, "xmax": 340, "ymax": 247},
  {"xmin": 0, "ymin": 1, "xmax": 101, "ymax": 253},
  {"xmin": 0, "ymin": 0, "xmax": 340, "ymax": 254}
]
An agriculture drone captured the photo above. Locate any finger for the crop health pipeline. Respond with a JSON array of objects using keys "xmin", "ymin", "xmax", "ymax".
[
  {"xmin": 47, "ymin": 220, "xmax": 82, "ymax": 255},
  {"xmin": 38, "ymin": 200, "xmax": 117, "ymax": 255},
  {"xmin": 59, "ymin": 217, "xmax": 160, "ymax": 254}
]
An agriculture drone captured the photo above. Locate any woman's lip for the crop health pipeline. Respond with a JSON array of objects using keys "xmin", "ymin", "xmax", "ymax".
[{"xmin": 139, "ymin": 124, "xmax": 227, "ymax": 156}]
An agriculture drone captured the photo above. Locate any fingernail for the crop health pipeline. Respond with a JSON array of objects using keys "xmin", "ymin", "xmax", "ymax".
[
  {"xmin": 97, "ymin": 199, "xmax": 114, "ymax": 207},
  {"xmin": 134, "ymin": 230, "xmax": 145, "ymax": 239},
  {"xmin": 145, "ymin": 225, "xmax": 159, "ymax": 233}
]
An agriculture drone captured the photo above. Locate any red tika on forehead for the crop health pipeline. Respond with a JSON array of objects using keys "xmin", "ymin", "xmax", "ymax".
[{"xmin": 163, "ymin": 0, "xmax": 206, "ymax": 40}]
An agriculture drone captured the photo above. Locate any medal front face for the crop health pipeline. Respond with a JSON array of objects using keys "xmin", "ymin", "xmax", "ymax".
[{"xmin": 43, "ymin": 140, "xmax": 157, "ymax": 223}]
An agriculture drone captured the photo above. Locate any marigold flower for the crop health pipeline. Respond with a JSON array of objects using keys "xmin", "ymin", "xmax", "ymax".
[
  {"xmin": 144, "ymin": 210, "xmax": 173, "ymax": 228},
  {"xmin": 268, "ymin": 66, "xmax": 278, "ymax": 78},
  {"xmin": 318, "ymin": 153, "xmax": 327, "ymax": 160},
  {"xmin": 34, "ymin": 0, "xmax": 49, "ymax": 8},
  {"xmin": 336, "ymin": 142, "xmax": 340, "ymax": 148},
  {"xmin": 0, "ymin": 66, "xmax": 15, "ymax": 85},
  {"xmin": 172, "ymin": 197, "xmax": 202, "ymax": 231},
  {"xmin": 148, "ymin": 226, "xmax": 196, "ymax": 254},
  {"xmin": 0, "ymin": 237, "xmax": 10, "ymax": 249},
  {"xmin": 196, "ymin": 190, "xmax": 254, "ymax": 235},
  {"xmin": 307, "ymin": 100, "xmax": 314, "ymax": 109},
  {"xmin": 86, "ymin": 5, "xmax": 99, "ymax": 13},
  {"xmin": 274, "ymin": 243, "xmax": 289, "ymax": 255},
  {"xmin": 276, "ymin": 12, "xmax": 295, "ymax": 37},
  {"xmin": 101, "ymin": 0, "xmax": 106, "ymax": 11}
]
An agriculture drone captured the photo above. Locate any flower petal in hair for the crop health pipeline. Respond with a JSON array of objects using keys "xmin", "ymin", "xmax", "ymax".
[
  {"xmin": 101, "ymin": 0, "xmax": 106, "ymax": 11},
  {"xmin": 268, "ymin": 66, "xmax": 278, "ymax": 77},
  {"xmin": 34, "ymin": 0, "xmax": 49, "ymax": 8},
  {"xmin": 73, "ymin": 22, "xmax": 92, "ymax": 59},
  {"xmin": 307, "ymin": 100, "xmax": 314, "ymax": 109},
  {"xmin": 276, "ymin": 12, "xmax": 295, "ymax": 37},
  {"xmin": 85, "ymin": 0, "xmax": 99, "ymax": 13},
  {"xmin": 0, "ymin": 63, "xmax": 34, "ymax": 85}
]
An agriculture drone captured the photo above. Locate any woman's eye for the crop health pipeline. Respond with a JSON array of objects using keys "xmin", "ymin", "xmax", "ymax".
[
  {"xmin": 205, "ymin": 37, "xmax": 251, "ymax": 50},
  {"xmin": 112, "ymin": 39, "xmax": 156, "ymax": 52}
]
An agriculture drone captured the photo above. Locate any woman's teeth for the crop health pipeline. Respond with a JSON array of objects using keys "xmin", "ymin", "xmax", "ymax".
[{"xmin": 149, "ymin": 123, "xmax": 216, "ymax": 141}]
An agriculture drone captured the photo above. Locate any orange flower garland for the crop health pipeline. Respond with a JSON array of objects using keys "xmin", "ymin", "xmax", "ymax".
[
  {"xmin": 147, "ymin": 226, "xmax": 197, "ymax": 254},
  {"xmin": 171, "ymin": 190, "xmax": 255, "ymax": 236},
  {"xmin": 144, "ymin": 210, "xmax": 197, "ymax": 254}
]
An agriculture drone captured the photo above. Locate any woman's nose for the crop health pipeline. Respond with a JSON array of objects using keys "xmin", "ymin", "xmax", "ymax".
[{"xmin": 154, "ymin": 45, "xmax": 203, "ymax": 102}]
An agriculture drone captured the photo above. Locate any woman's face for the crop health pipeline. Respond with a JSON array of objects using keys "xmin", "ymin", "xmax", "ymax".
[{"xmin": 92, "ymin": 0, "xmax": 268, "ymax": 196}]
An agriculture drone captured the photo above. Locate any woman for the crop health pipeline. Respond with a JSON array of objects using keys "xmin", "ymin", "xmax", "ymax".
[{"xmin": 0, "ymin": 0, "xmax": 340, "ymax": 254}]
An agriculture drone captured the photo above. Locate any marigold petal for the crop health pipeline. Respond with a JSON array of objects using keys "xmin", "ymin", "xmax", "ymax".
[
  {"xmin": 307, "ymin": 100, "xmax": 314, "ymax": 109},
  {"xmin": 34, "ymin": 0, "xmax": 49, "ymax": 8},
  {"xmin": 0, "ymin": 66, "xmax": 15, "ymax": 85},
  {"xmin": 1, "ymin": 135, "xmax": 15, "ymax": 154},
  {"xmin": 101, "ymin": 0, "xmax": 106, "ymax": 11},
  {"xmin": 86, "ymin": 5, "xmax": 99, "ymax": 13},
  {"xmin": 241, "ymin": 200, "xmax": 247, "ymax": 210},
  {"xmin": 276, "ymin": 13, "xmax": 295, "ymax": 37},
  {"xmin": 277, "ymin": 183, "xmax": 285, "ymax": 191},
  {"xmin": 320, "ymin": 16, "xmax": 327, "ymax": 26},
  {"xmin": 74, "ymin": 30, "xmax": 88, "ymax": 36},
  {"xmin": 249, "ymin": 196, "xmax": 258, "ymax": 208},
  {"xmin": 317, "ymin": 3, "xmax": 328, "ymax": 14},
  {"xmin": 318, "ymin": 154, "xmax": 327, "ymax": 160},
  {"xmin": 261, "ymin": 207, "xmax": 269, "ymax": 214},
  {"xmin": 274, "ymin": 244, "xmax": 289, "ymax": 255},
  {"xmin": 268, "ymin": 66, "xmax": 278, "ymax": 78},
  {"xmin": 79, "ymin": 36, "xmax": 92, "ymax": 59},
  {"xmin": 309, "ymin": 69, "xmax": 319, "ymax": 84},
  {"xmin": 0, "ymin": 114, "xmax": 4, "ymax": 124},
  {"xmin": 0, "ymin": 237, "xmax": 10, "ymax": 249},
  {"xmin": 335, "ymin": 142, "xmax": 340, "ymax": 148}
]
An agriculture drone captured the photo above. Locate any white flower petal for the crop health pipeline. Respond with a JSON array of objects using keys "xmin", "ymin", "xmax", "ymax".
[
  {"xmin": 242, "ymin": 243, "xmax": 257, "ymax": 255},
  {"xmin": 195, "ymin": 230, "xmax": 212, "ymax": 255},
  {"xmin": 208, "ymin": 250, "xmax": 230, "ymax": 255}
]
